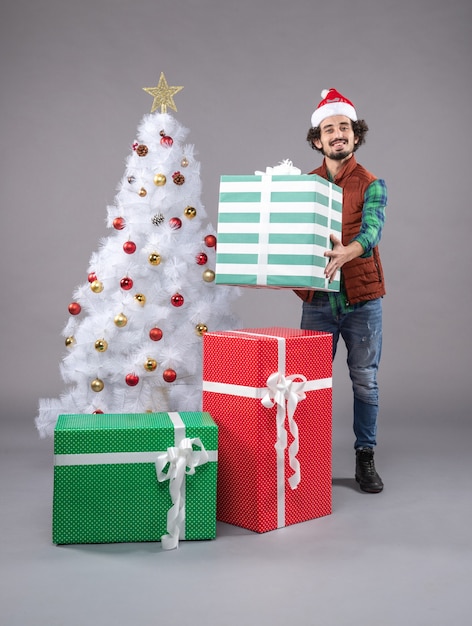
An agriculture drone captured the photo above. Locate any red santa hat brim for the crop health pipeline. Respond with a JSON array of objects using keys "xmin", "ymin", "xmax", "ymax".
[{"xmin": 311, "ymin": 89, "xmax": 357, "ymax": 128}]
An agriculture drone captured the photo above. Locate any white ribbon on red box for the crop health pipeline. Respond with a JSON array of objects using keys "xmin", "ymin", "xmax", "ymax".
[
  {"xmin": 261, "ymin": 371, "xmax": 307, "ymax": 492},
  {"xmin": 203, "ymin": 331, "xmax": 332, "ymax": 528}
]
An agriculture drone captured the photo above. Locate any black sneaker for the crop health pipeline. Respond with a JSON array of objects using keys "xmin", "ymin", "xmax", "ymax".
[{"xmin": 355, "ymin": 447, "xmax": 384, "ymax": 493}]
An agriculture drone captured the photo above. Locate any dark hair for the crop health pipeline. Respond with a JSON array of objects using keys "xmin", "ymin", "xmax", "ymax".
[{"xmin": 306, "ymin": 119, "xmax": 369, "ymax": 153}]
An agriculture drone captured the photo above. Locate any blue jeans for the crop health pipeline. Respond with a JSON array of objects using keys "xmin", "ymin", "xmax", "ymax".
[{"xmin": 301, "ymin": 295, "xmax": 382, "ymax": 449}]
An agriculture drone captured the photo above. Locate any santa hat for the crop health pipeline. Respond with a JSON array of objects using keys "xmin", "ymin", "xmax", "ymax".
[{"xmin": 311, "ymin": 88, "xmax": 357, "ymax": 128}]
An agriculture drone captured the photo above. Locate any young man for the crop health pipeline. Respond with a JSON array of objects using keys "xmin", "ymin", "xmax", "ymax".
[{"xmin": 295, "ymin": 88, "xmax": 387, "ymax": 493}]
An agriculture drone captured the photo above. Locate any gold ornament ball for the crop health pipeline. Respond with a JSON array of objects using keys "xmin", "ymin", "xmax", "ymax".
[
  {"xmin": 90, "ymin": 280, "xmax": 104, "ymax": 293},
  {"xmin": 134, "ymin": 293, "xmax": 146, "ymax": 306},
  {"xmin": 195, "ymin": 323, "xmax": 208, "ymax": 336},
  {"xmin": 184, "ymin": 206, "xmax": 197, "ymax": 219},
  {"xmin": 94, "ymin": 339, "xmax": 108, "ymax": 352},
  {"xmin": 144, "ymin": 358, "xmax": 158, "ymax": 372},
  {"xmin": 65, "ymin": 336, "xmax": 75, "ymax": 347},
  {"xmin": 138, "ymin": 187, "xmax": 147, "ymax": 197},
  {"xmin": 148, "ymin": 252, "xmax": 161, "ymax": 266},
  {"xmin": 114, "ymin": 312, "xmax": 128, "ymax": 327},
  {"xmin": 202, "ymin": 269, "xmax": 215, "ymax": 282},
  {"xmin": 91, "ymin": 378, "xmax": 104, "ymax": 392},
  {"xmin": 153, "ymin": 173, "xmax": 166, "ymax": 186},
  {"xmin": 181, "ymin": 157, "xmax": 189, "ymax": 168}
]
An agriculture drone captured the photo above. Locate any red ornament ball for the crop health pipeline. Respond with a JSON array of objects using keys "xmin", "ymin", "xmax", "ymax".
[
  {"xmin": 92, "ymin": 409, "xmax": 104, "ymax": 414},
  {"xmin": 113, "ymin": 217, "xmax": 125, "ymax": 230},
  {"xmin": 88, "ymin": 272, "xmax": 97, "ymax": 283},
  {"xmin": 160, "ymin": 135, "xmax": 173, "ymax": 147},
  {"xmin": 123, "ymin": 241, "xmax": 136, "ymax": 254},
  {"xmin": 163, "ymin": 369, "xmax": 177, "ymax": 383},
  {"xmin": 68, "ymin": 302, "xmax": 81, "ymax": 315},
  {"xmin": 120, "ymin": 277, "xmax": 133, "ymax": 291},
  {"xmin": 171, "ymin": 293, "xmax": 184, "ymax": 307},
  {"xmin": 169, "ymin": 217, "xmax": 182, "ymax": 230},
  {"xmin": 149, "ymin": 327, "xmax": 163, "ymax": 341},
  {"xmin": 125, "ymin": 373, "xmax": 139, "ymax": 387},
  {"xmin": 196, "ymin": 252, "xmax": 208, "ymax": 266},
  {"xmin": 204, "ymin": 234, "xmax": 217, "ymax": 248}
]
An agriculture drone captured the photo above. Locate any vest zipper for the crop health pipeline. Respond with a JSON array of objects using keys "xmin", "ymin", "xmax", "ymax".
[{"xmin": 374, "ymin": 257, "xmax": 382, "ymax": 283}]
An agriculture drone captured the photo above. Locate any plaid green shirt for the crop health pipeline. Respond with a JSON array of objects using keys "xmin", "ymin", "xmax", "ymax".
[{"xmin": 321, "ymin": 177, "xmax": 387, "ymax": 316}]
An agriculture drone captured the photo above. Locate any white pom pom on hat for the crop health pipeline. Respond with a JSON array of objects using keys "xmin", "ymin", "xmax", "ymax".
[{"xmin": 311, "ymin": 88, "xmax": 357, "ymax": 128}]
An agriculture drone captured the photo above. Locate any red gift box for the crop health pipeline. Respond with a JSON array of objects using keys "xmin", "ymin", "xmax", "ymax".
[{"xmin": 202, "ymin": 327, "xmax": 332, "ymax": 533}]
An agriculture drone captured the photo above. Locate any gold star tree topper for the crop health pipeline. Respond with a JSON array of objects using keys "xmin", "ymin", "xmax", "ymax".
[{"xmin": 143, "ymin": 72, "xmax": 184, "ymax": 113}]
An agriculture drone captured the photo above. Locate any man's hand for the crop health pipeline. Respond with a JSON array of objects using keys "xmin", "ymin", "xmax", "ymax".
[{"xmin": 324, "ymin": 235, "xmax": 364, "ymax": 282}]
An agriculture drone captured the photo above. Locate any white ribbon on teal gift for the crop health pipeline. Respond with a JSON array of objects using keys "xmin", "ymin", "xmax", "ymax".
[
  {"xmin": 256, "ymin": 174, "xmax": 272, "ymax": 285},
  {"xmin": 203, "ymin": 331, "xmax": 332, "ymax": 528},
  {"xmin": 254, "ymin": 159, "xmax": 302, "ymax": 176},
  {"xmin": 254, "ymin": 172, "xmax": 336, "ymax": 290},
  {"xmin": 156, "ymin": 434, "xmax": 210, "ymax": 551},
  {"xmin": 254, "ymin": 161, "xmax": 302, "ymax": 286}
]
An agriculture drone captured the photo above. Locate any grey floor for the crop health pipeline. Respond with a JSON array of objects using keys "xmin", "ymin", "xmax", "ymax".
[{"xmin": 1, "ymin": 405, "xmax": 471, "ymax": 626}]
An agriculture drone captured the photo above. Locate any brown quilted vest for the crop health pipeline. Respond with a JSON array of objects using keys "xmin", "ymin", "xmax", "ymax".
[{"xmin": 294, "ymin": 155, "xmax": 385, "ymax": 305}]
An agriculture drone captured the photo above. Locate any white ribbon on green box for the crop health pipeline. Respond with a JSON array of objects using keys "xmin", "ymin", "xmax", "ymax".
[
  {"xmin": 54, "ymin": 412, "xmax": 217, "ymax": 550},
  {"xmin": 215, "ymin": 173, "xmax": 342, "ymax": 290},
  {"xmin": 202, "ymin": 331, "xmax": 332, "ymax": 529},
  {"xmin": 155, "ymin": 419, "xmax": 213, "ymax": 550}
]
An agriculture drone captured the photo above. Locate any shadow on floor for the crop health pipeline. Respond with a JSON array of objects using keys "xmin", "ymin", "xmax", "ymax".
[{"xmin": 332, "ymin": 477, "xmax": 359, "ymax": 491}]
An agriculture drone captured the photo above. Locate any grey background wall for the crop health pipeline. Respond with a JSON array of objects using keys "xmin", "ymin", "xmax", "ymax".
[{"xmin": 1, "ymin": 0, "xmax": 471, "ymax": 432}]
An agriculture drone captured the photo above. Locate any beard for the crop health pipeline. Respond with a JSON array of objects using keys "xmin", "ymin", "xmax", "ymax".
[
  {"xmin": 320, "ymin": 138, "xmax": 356, "ymax": 161},
  {"xmin": 324, "ymin": 148, "xmax": 351, "ymax": 161}
]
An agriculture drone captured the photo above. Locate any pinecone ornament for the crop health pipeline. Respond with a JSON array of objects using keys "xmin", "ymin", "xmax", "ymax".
[{"xmin": 172, "ymin": 171, "xmax": 185, "ymax": 185}]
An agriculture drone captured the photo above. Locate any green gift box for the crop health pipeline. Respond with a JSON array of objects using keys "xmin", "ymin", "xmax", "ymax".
[
  {"xmin": 215, "ymin": 174, "xmax": 342, "ymax": 291},
  {"xmin": 53, "ymin": 412, "xmax": 218, "ymax": 549}
]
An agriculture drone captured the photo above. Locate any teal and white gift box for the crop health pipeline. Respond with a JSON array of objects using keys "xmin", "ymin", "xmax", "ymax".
[
  {"xmin": 53, "ymin": 412, "xmax": 218, "ymax": 549},
  {"xmin": 215, "ymin": 172, "xmax": 343, "ymax": 291}
]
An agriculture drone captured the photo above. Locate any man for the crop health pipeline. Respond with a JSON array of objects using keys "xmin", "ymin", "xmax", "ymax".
[{"xmin": 295, "ymin": 88, "xmax": 387, "ymax": 493}]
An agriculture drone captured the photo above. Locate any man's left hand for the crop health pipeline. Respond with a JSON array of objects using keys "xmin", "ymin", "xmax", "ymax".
[{"xmin": 324, "ymin": 235, "xmax": 364, "ymax": 282}]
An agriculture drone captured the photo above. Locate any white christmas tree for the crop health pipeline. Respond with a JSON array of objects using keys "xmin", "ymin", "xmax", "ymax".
[{"xmin": 36, "ymin": 73, "xmax": 240, "ymax": 438}]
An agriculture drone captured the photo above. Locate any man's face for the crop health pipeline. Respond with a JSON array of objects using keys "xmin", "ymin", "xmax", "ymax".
[{"xmin": 314, "ymin": 115, "xmax": 358, "ymax": 161}]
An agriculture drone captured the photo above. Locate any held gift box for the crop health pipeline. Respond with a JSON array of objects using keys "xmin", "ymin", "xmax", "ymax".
[
  {"xmin": 215, "ymin": 173, "xmax": 342, "ymax": 290},
  {"xmin": 202, "ymin": 327, "xmax": 332, "ymax": 533},
  {"xmin": 53, "ymin": 412, "xmax": 217, "ymax": 549}
]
